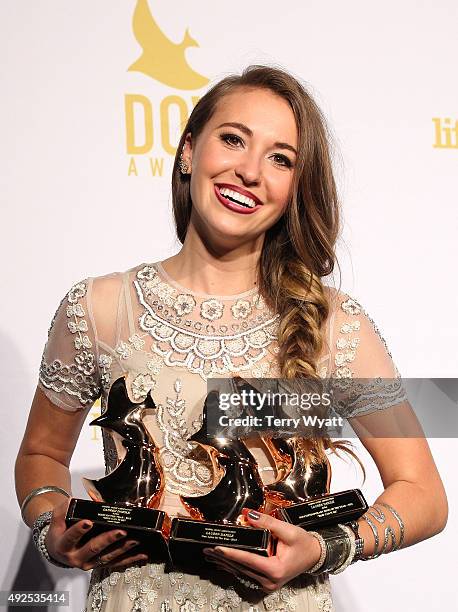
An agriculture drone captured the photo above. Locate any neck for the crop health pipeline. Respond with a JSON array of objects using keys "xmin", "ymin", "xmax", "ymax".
[{"xmin": 161, "ymin": 226, "xmax": 263, "ymax": 296}]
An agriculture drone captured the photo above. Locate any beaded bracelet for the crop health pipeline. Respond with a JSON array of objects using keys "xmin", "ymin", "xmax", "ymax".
[
  {"xmin": 32, "ymin": 510, "xmax": 73, "ymax": 569},
  {"xmin": 307, "ymin": 531, "xmax": 327, "ymax": 573}
]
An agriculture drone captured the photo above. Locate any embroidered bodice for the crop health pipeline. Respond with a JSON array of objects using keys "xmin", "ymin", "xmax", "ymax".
[{"xmin": 135, "ymin": 263, "xmax": 280, "ymax": 378}]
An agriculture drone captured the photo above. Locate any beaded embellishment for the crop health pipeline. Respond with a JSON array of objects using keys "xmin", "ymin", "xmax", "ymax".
[
  {"xmin": 134, "ymin": 264, "xmax": 280, "ymax": 379},
  {"xmin": 39, "ymin": 280, "xmax": 100, "ymax": 405}
]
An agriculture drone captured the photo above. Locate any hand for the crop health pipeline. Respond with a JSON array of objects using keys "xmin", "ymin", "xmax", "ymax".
[
  {"xmin": 43, "ymin": 498, "xmax": 148, "ymax": 570},
  {"xmin": 203, "ymin": 510, "xmax": 322, "ymax": 593}
]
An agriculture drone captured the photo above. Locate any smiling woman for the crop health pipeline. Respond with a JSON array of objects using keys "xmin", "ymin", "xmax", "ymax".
[
  {"xmin": 16, "ymin": 65, "xmax": 447, "ymax": 612},
  {"xmin": 178, "ymin": 88, "xmax": 298, "ymax": 245}
]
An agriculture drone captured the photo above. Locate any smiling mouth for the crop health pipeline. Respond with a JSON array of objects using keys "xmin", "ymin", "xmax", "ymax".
[{"xmin": 216, "ymin": 186, "xmax": 260, "ymax": 209}]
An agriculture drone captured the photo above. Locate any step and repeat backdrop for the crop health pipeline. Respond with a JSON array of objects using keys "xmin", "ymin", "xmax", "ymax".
[{"xmin": 2, "ymin": 1, "xmax": 456, "ymax": 610}]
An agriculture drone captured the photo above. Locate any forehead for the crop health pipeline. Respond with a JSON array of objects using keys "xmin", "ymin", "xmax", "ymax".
[{"xmin": 208, "ymin": 87, "xmax": 298, "ymax": 145}]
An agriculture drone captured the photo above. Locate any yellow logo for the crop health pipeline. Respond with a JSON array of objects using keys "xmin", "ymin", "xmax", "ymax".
[
  {"xmin": 125, "ymin": 1, "xmax": 208, "ymax": 177},
  {"xmin": 128, "ymin": 0, "xmax": 209, "ymax": 90},
  {"xmin": 433, "ymin": 118, "xmax": 458, "ymax": 149}
]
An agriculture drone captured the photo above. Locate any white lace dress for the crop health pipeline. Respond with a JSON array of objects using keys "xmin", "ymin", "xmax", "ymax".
[{"xmin": 38, "ymin": 261, "xmax": 404, "ymax": 612}]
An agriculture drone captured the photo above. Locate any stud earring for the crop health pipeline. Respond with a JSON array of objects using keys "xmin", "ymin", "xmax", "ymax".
[{"xmin": 179, "ymin": 153, "xmax": 190, "ymax": 175}]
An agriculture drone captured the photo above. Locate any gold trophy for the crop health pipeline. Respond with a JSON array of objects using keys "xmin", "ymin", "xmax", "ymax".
[{"xmin": 65, "ymin": 377, "xmax": 170, "ymax": 561}]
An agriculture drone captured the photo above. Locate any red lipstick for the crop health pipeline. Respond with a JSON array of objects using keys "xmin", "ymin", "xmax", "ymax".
[{"xmin": 214, "ymin": 185, "xmax": 262, "ymax": 215}]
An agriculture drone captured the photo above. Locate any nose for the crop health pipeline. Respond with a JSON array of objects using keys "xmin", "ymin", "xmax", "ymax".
[{"xmin": 234, "ymin": 151, "xmax": 262, "ymax": 186}]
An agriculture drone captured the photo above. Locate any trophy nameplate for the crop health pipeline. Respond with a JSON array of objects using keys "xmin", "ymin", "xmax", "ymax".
[
  {"xmin": 66, "ymin": 498, "xmax": 170, "ymax": 560},
  {"xmin": 169, "ymin": 518, "xmax": 272, "ymax": 569},
  {"xmin": 277, "ymin": 489, "xmax": 368, "ymax": 530}
]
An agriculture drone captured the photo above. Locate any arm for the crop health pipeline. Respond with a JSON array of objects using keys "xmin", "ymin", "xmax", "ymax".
[
  {"xmin": 16, "ymin": 275, "xmax": 147, "ymax": 570},
  {"xmin": 354, "ymin": 433, "xmax": 447, "ymax": 556},
  {"xmin": 337, "ymin": 295, "xmax": 448, "ymax": 556},
  {"xmin": 15, "ymin": 385, "xmax": 87, "ymax": 528},
  {"xmin": 205, "ymin": 293, "xmax": 448, "ymax": 591}
]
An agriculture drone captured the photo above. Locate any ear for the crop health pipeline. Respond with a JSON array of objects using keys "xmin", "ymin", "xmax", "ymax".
[{"xmin": 182, "ymin": 132, "xmax": 193, "ymax": 171}]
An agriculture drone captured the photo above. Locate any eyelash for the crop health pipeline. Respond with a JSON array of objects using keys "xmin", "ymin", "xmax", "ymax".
[{"xmin": 219, "ymin": 133, "xmax": 294, "ymax": 168}]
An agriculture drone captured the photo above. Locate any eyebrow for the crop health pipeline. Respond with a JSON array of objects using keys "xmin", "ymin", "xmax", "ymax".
[{"xmin": 216, "ymin": 122, "xmax": 297, "ymax": 156}]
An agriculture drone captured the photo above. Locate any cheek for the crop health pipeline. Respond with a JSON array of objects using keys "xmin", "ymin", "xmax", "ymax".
[
  {"xmin": 193, "ymin": 141, "xmax": 232, "ymax": 178},
  {"xmin": 269, "ymin": 176, "xmax": 293, "ymax": 210}
]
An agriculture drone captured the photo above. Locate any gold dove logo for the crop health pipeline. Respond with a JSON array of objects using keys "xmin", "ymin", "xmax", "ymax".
[{"xmin": 128, "ymin": 0, "xmax": 209, "ymax": 90}]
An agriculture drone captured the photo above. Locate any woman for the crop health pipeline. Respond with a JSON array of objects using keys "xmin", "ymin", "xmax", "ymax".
[{"xmin": 15, "ymin": 66, "xmax": 447, "ymax": 611}]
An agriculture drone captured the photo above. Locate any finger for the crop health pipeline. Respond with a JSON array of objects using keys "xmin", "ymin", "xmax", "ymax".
[
  {"xmin": 86, "ymin": 539, "xmax": 141, "ymax": 569},
  {"xmin": 242, "ymin": 509, "xmax": 298, "ymax": 545},
  {"xmin": 205, "ymin": 545, "xmax": 275, "ymax": 576},
  {"xmin": 86, "ymin": 551, "xmax": 148, "ymax": 572},
  {"xmin": 77, "ymin": 529, "xmax": 128, "ymax": 562},
  {"xmin": 96, "ymin": 539, "xmax": 141, "ymax": 565},
  {"xmin": 58, "ymin": 520, "xmax": 95, "ymax": 551},
  {"xmin": 206, "ymin": 555, "xmax": 264, "ymax": 581},
  {"xmin": 205, "ymin": 555, "xmax": 275, "ymax": 592},
  {"xmin": 109, "ymin": 553, "xmax": 148, "ymax": 570}
]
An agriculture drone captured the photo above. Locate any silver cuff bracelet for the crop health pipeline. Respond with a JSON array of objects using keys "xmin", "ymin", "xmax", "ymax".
[{"xmin": 20, "ymin": 485, "xmax": 70, "ymax": 523}]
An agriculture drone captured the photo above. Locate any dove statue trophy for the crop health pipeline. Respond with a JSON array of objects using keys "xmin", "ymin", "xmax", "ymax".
[
  {"xmin": 168, "ymin": 383, "xmax": 273, "ymax": 569},
  {"xmin": 65, "ymin": 376, "xmax": 170, "ymax": 561}
]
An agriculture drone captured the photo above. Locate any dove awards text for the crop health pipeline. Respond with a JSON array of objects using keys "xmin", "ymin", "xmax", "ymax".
[{"xmin": 125, "ymin": 94, "xmax": 199, "ymax": 177}]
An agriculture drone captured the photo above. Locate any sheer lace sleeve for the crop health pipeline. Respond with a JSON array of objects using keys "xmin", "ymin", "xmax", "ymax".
[
  {"xmin": 38, "ymin": 278, "xmax": 101, "ymax": 412},
  {"xmin": 328, "ymin": 293, "xmax": 408, "ymax": 419}
]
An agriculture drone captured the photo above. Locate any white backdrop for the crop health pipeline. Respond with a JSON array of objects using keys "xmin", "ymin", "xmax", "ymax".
[{"xmin": 1, "ymin": 1, "xmax": 457, "ymax": 610}]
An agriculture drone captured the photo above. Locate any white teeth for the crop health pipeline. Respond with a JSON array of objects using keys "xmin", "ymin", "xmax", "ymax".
[{"xmin": 219, "ymin": 187, "xmax": 257, "ymax": 208}]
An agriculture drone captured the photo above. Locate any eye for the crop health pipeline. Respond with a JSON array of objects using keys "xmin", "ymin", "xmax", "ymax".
[
  {"xmin": 271, "ymin": 153, "xmax": 294, "ymax": 168},
  {"xmin": 220, "ymin": 132, "xmax": 244, "ymax": 147}
]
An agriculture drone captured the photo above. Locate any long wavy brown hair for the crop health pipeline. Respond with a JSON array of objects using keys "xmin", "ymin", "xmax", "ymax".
[{"xmin": 171, "ymin": 65, "xmax": 360, "ymax": 468}]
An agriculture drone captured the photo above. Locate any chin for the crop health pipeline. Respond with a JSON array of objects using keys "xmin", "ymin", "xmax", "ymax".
[{"xmin": 209, "ymin": 224, "xmax": 261, "ymax": 250}]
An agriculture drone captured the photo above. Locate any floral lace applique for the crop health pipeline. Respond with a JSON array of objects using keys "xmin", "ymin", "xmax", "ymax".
[
  {"xmin": 231, "ymin": 299, "xmax": 252, "ymax": 320},
  {"xmin": 201, "ymin": 299, "xmax": 224, "ymax": 321},
  {"xmin": 87, "ymin": 563, "xmax": 334, "ymax": 611},
  {"xmin": 130, "ymin": 333, "xmax": 146, "ymax": 351},
  {"xmin": 87, "ymin": 564, "xmax": 164, "ymax": 612},
  {"xmin": 174, "ymin": 294, "xmax": 196, "ymax": 316},
  {"xmin": 263, "ymin": 584, "xmax": 299, "ymax": 611},
  {"xmin": 155, "ymin": 379, "xmax": 212, "ymax": 496},
  {"xmin": 211, "ymin": 586, "xmax": 242, "ymax": 610},
  {"xmin": 331, "ymin": 296, "xmax": 407, "ymax": 417},
  {"xmin": 147, "ymin": 354, "xmax": 164, "ymax": 375},
  {"xmin": 99, "ymin": 354, "xmax": 112, "ymax": 391},
  {"xmin": 332, "ymin": 377, "xmax": 408, "ymax": 418},
  {"xmin": 134, "ymin": 265, "xmax": 279, "ymax": 380},
  {"xmin": 131, "ymin": 373, "xmax": 156, "ymax": 401},
  {"xmin": 333, "ymin": 297, "xmax": 362, "ymax": 378},
  {"xmin": 167, "ymin": 572, "xmax": 242, "ymax": 612},
  {"xmin": 336, "ymin": 294, "xmax": 401, "ymax": 379},
  {"xmin": 311, "ymin": 577, "xmax": 334, "ymax": 612},
  {"xmin": 39, "ymin": 280, "xmax": 100, "ymax": 406},
  {"xmin": 116, "ymin": 341, "xmax": 133, "ymax": 360}
]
